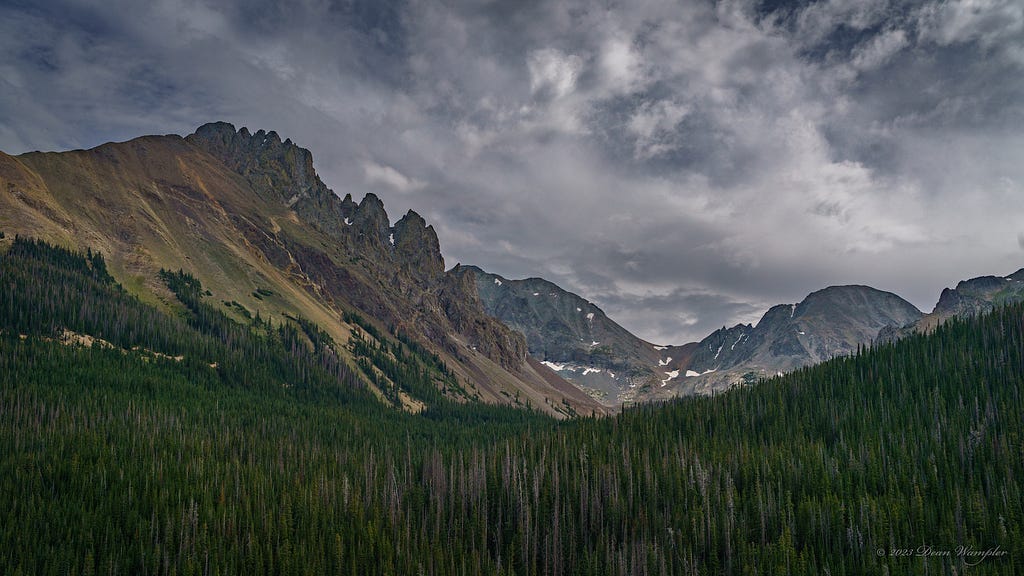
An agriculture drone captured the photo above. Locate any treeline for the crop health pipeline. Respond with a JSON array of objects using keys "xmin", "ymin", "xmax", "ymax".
[{"xmin": 1, "ymin": 237, "xmax": 1022, "ymax": 574}]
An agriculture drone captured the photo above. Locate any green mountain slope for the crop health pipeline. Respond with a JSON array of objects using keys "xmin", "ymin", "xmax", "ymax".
[
  {"xmin": 2, "ymin": 236, "xmax": 1021, "ymax": 575},
  {"xmin": 0, "ymin": 124, "xmax": 603, "ymax": 417}
]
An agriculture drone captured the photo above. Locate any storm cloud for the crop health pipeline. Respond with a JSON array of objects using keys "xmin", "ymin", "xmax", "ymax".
[{"xmin": 2, "ymin": 0, "xmax": 1022, "ymax": 344}]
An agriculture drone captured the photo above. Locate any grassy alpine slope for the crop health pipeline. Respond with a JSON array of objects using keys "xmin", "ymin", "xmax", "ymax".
[{"xmin": 1, "ymin": 237, "xmax": 1022, "ymax": 575}]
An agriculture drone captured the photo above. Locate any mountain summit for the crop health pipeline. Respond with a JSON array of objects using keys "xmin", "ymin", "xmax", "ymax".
[
  {"xmin": 667, "ymin": 285, "xmax": 922, "ymax": 395},
  {"xmin": 0, "ymin": 123, "xmax": 603, "ymax": 417}
]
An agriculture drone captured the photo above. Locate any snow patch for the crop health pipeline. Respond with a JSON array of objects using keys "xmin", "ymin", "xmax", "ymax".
[
  {"xmin": 658, "ymin": 357, "xmax": 672, "ymax": 366},
  {"xmin": 494, "ymin": 278, "xmax": 503, "ymax": 286},
  {"xmin": 660, "ymin": 370, "xmax": 680, "ymax": 386},
  {"xmin": 713, "ymin": 345, "xmax": 723, "ymax": 360},
  {"xmin": 576, "ymin": 307, "xmax": 582, "ymax": 312},
  {"xmin": 652, "ymin": 345, "xmax": 668, "ymax": 351},
  {"xmin": 798, "ymin": 331, "xmax": 805, "ymax": 335},
  {"xmin": 590, "ymin": 341, "xmax": 600, "ymax": 346},
  {"xmin": 388, "ymin": 233, "xmax": 395, "ymax": 245},
  {"xmin": 344, "ymin": 217, "xmax": 352, "ymax": 225},
  {"xmin": 685, "ymin": 370, "xmax": 700, "ymax": 377},
  {"xmin": 541, "ymin": 361, "xmax": 606, "ymax": 378},
  {"xmin": 790, "ymin": 304, "xmax": 796, "ymax": 318},
  {"xmin": 731, "ymin": 333, "xmax": 746, "ymax": 350},
  {"xmin": 586, "ymin": 312, "xmax": 595, "ymax": 321},
  {"xmin": 533, "ymin": 292, "xmax": 540, "ymax": 296}
]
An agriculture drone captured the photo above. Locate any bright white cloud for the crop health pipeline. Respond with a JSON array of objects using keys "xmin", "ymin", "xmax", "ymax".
[
  {"xmin": 527, "ymin": 48, "xmax": 583, "ymax": 100},
  {"xmin": 362, "ymin": 160, "xmax": 426, "ymax": 193},
  {"xmin": 599, "ymin": 34, "xmax": 645, "ymax": 95}
]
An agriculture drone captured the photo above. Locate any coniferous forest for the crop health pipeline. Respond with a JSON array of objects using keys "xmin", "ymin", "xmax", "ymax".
[{"xmin": 2, "ymin": 236, "xmax": 1022, "ymax": 575}]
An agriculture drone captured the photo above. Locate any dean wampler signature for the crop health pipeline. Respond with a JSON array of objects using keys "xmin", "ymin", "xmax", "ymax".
[{"xmin": 878, "ymin": 545, "xmax": 1008, "ymax": 566}]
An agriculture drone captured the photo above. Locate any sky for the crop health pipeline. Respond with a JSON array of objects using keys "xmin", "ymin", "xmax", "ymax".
[{"xmin": 2, "ymin": 0, "xmax": 1023, "ymax": 344}]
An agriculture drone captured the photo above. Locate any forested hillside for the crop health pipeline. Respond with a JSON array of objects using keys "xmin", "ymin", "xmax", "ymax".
[{"xmin": 2, "ymin": 237, "xmax": 1021, "ymax": 575}]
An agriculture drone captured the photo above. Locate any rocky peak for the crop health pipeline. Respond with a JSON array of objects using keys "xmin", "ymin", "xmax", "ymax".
[
  {"xmin": 759, "ymin": 303, "xmax": 798, "ymax": 327},
  {"xmin": 393, "ymin": 210, "xmax": 444, "ymax": 281},
  {"xmin": 351, "ymin": 193, "xmax": 389, "ymax": 237},
  {"xmin": 191, "ymin": 121, "xmax": 239, "ymax": 151},
  {"xmin": 954, "ymin": 275, "xmax": 1008, "ymax": 295},
  {"xmin": 685, "ymin": 285, "xmax": 921, "ymax": 380},
  {"xmin": 799, "ymin": 285, "xmax": 921, "ymax": 325},
  {"xmin": 186, "ymin": 122, "xmax": 323, "ymax": 208},
  {"xmin": 932, "ymin": 273, "xmax": 1024, "ymax": 317},
  {"xmin": 340, "ymin": 193, "xmax": 358, "ymax": 218},
  {"xmin": 934, "ymin": 287, "xmax": 964, "ymax": 315}
]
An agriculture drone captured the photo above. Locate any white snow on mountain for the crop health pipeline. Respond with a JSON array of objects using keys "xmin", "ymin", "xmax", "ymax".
[{"xmin": 731, "ymin": 333, "xmax": 746, "ymax": 350}]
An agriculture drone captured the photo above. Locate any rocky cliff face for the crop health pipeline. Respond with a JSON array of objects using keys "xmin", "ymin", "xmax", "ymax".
[
  {"xmin": 0, "ymin": 123, "xmax": 604, "ymax": 417},
  {"xmin": 393, "ymin": 210, "xmax": 445, "ymax": 283},
  {"xmin": 460, "ymin": 265, "xmax": 674, "ymax": 405}
]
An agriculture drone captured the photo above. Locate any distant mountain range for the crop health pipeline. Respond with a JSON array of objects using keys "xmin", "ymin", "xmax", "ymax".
[
  {"xmin": 2, "ymin": 121, "xmax": 1021, "ymax": 413},
  {"xmin": 467, "ymin": 265, "xmax": 1024, "ymax": 405}
]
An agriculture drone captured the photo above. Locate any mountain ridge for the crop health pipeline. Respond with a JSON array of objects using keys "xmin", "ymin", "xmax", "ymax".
[
  {"xmin": 0, "ymin": 122, "xmax": 605, "ymax": 417},
  {"xmin": 5, "ymin": 121, "xmax": 1021, "ymax": 413},
  {"xmin": 467, "ymin": 267, "xmax": 938, "ymax": 402}
]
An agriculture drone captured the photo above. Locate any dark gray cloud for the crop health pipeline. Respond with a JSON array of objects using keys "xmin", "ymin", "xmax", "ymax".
[{"xmin": 2, "ymin": 0, "xmax": 1022, "ymax": 344}]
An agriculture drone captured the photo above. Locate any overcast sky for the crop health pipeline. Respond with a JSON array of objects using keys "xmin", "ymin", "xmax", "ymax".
[{"xmin": 2, "ymin": 0, "xmax": 1023, "ymax": 344}]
